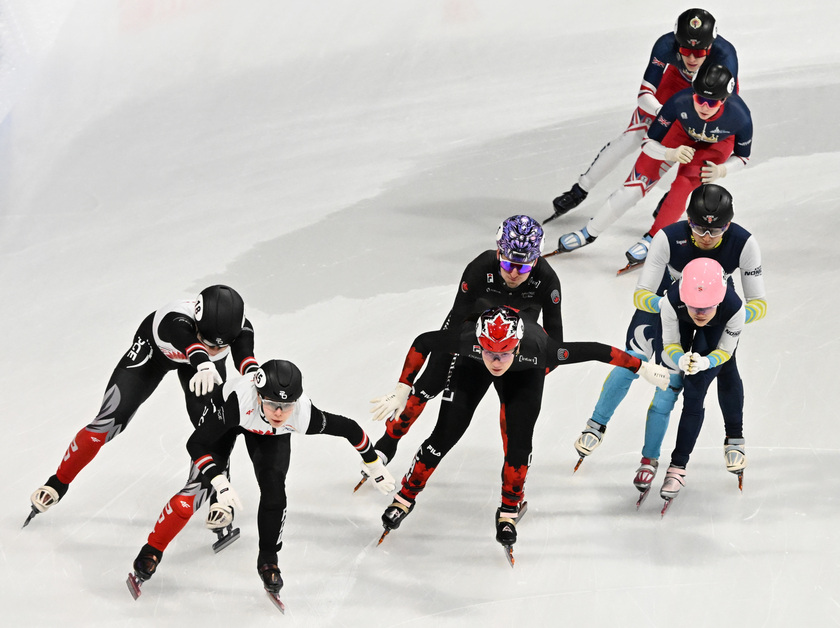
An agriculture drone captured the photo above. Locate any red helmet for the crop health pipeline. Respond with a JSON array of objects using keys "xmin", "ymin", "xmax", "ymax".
[
  {"xmin": 680, "ymin": 258, "xmax": 726, "ymax": 308},
  {"xmin": 475, "ymin": 306, "xmax": 524, "ymax": 352}
]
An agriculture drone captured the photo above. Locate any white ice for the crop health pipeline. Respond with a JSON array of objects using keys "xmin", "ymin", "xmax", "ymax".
[{"xmin": 1, "ymin": 1, "xmax": 838, "ymax": 626}]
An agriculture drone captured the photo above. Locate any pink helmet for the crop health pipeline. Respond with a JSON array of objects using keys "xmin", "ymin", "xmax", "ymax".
[{"xmin": 679, "ymin": 258, "xmax": 726, "ymax": 308}]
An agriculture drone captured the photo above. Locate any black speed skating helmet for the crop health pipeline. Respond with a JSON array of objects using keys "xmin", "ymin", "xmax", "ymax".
[
  {"xmin": 195, "ymin": 285, "xmax": 245, "ymax": 346},
  {"xmin": 692, "ymin": 63, "xmax": 735, "ymax": 101},
  {"xmin": 687, "ymin": 184, "xmax": 734, "ymax": 228},
  {"xmin": 255, "ymin": 360, "xmax": 303, "ymax": 403},
  {"xmin": 674, "ymin": 8, "xmax": 717, "ymax": 49}
]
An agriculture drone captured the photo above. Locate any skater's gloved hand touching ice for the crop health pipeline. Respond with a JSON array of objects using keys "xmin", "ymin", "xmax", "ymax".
[{"xmin": 361, "ymin": 458, "xmax": 396, "ymax": 495}]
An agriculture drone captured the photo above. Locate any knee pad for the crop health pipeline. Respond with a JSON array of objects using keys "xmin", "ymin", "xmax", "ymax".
[
  {"xmin": 650, "ymin": 383, "xmax": 680, "ymax": 415},
  {"xmin": 169, "ymin": 494, "xmax": 197, "ymax": 519}
]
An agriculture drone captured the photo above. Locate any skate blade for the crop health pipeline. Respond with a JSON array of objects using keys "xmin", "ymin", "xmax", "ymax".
[
  {"xmin": 377, "ymin": 529, "xmax": 391, "ymax": 546},
  {"xmin": 502, "ymin": 544, "xmax": 515, "ymax": 567},
  {"xmin": 126, "ymin": 573, "xmax": 144, "ymax": 600},
  {"xmin": 541, "ymin": 248, "xmax": 568, "ymax": 259},
  {"xmin": 212, "ymin": 526, "xmax": 241, "ymax": 553},
  {"xmin": 616, "ymin": 261, "xmax": 644, "ymax": 276},
  {"xmin": 22, "ymin": 507, "xmax": 39, "ymax": 529},
  {"xmin": 353, "ymin": 475, "xmax": 368, "ymax": 492},
  {"xmin": 737, "ymin": 471, "xmax": 744, "ymax": 491},
  {"xmin": 635, "ymin": 488, "xmax": 651, "ymax": 509},
  {"xmin": 265, "ymin": 590, "xmax": 286, "ymax": 613},
  {"xmin": 573, "ymin": 455, "xmax": 585, "ymax": 473},
  {"xmin": 660, "ymin": 497, "xmax": 675, "ymax": 517},
  {"xmin": 499, "ymin": 501, "xmax": 527, "ymax": 567}
]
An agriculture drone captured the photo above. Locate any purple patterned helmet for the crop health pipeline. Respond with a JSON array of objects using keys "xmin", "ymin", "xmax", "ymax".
[{"xmin": 495, "ymin": 215, "xmax": 545, "ymax": 263}]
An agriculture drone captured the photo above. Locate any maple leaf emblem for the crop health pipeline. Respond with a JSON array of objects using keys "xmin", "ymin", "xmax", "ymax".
[{"xmin": 486, "ymin": 312, "xmax": 515, "ymax": 341}]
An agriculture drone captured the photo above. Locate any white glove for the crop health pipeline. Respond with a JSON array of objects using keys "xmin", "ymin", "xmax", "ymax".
[
  {"xmin": 678, "ymin": 352, "xmax": 712, "ymax": 375},
  {"xmin": 687, "ymin": 354, "xmax": 711, "ymax": 375},
  {"xmin": 210, "ymin": 475, "xmax": 243, "ymax": 511},
  {"xmin": 664, "ymin": 145, "xmax": 695, "ymax": 164},
  {"xmin": 189, "ymin": 362, "xmax": 222, "ymax": 396},
  {"xmin": 370, "ymin": 383, "xmax": 411, "ymax": 422},
  {"xmin": 637, "ymin": 361, "xmax": 670, "ymax": 391},
  {"xmin": 361, "ymin": 458, "xmax": 396, "ymax": 495},
  {"xmin": 700, "ymin": 160, "xmax": 727, "ymax": 184}
]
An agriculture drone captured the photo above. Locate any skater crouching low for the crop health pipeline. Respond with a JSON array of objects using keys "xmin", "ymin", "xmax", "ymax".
[
  {"xmin": 657, "ymin": 258, "xmax": 746, "ymax": 514},
  {"xmin": 374, "ymin": 305, "xmax": 670, "ymax": 562},
  {"xmin": 127, "ymin": 359, "xmax": 394, "ymax": 606}
]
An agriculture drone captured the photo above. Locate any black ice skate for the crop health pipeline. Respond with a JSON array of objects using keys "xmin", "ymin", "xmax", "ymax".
[
  {"xmin": 378, "ymin": 495, "xmax": 415, "ymax": 545},
  {"xmin": 258, "ymin": 563, "xmax": 285, "ymax": 613},
  {"xmin": 127, "ymin": 544, "xmax": 162, "ymax": 600},
  {"xmin": 546, "ymin": 183, "xmax": 588, "ymax": 223},
  {"xmin": 496, "ymin": 501, "xmax": 528, "ymax": 567}
]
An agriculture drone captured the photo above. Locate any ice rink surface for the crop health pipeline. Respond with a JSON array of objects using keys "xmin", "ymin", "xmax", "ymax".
[{"xmin": 1, "ymin": 1, "xmax": 838, "ymax": 626}]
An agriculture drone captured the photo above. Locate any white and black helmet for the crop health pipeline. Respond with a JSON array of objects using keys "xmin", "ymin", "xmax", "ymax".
[{"xmin": 255, "ymin": 360, "xmax": 303, "ymax": 403}]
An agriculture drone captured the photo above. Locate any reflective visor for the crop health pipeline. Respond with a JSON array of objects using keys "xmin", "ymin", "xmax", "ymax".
[
  {"xmin": 500, "ymin": 259, "xmax": 534, "ymax": 274},
  {"xmin": 693, "ymin": 94, "xmax": 722, "ymax": 108},
  {"xmin": 679, "ymin": 46, "xmax": 710, "ymax": 58}
]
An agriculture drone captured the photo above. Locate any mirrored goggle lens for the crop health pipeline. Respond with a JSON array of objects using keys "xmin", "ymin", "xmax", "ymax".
[
  {"xmin": 500, "ymin": 259, "xmax": 534, "ymax": 274},
  {"xmin": 482, "ymin": 349, "xmax": 515, "ymax": 363},
  {"xmin": 262, "ymin": 398, "xmax": 295, "ymax": 411},
  {"xmin": 679, "ymin": 46, "xmax": 709, "ymax": 58},
  {"xmin": 693, "ymin": 94, "xmax": 722, "ymax": 108},
  {"xmin": 689, "ymin": 221, "xmax": 727, "ymax": 237}
]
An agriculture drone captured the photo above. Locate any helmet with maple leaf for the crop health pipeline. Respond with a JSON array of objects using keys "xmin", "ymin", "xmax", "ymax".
[{"xmin": 475, "ymin": 306, "xmax": 524, "ymax": 353}]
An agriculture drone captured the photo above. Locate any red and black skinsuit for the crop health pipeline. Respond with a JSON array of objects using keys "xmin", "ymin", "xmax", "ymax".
[
  {"xmin": 45, "ymin": 299, "xmax": 257, "ymax": 498},
  {"xmin": 380, "ymin": 250, "xmax": 563, "ymax": 449},
  {"xmin": 392, "ymin": 318, "xmax": 642, "ymax": 511}
]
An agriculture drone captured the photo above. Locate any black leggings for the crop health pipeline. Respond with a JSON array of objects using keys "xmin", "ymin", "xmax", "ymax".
[
  {"xmin": 243, "ymin": 431, "xmax": 291, "ymax": 556},
  {"xmin": 86, "ymin": 316, "xmax": 227, "ymax": 441},
  {"xmin": 401, "ymin": 357, "xmax": 544, "ymax": 507},
  {"xmin": 670, "ymin": 320, "xmax": 740, "ymax": 467}
]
